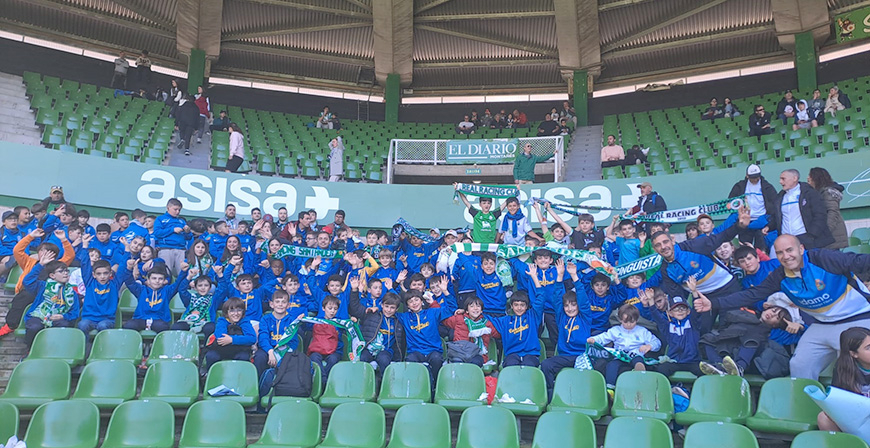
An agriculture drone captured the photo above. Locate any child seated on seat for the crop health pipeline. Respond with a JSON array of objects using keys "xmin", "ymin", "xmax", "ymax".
[
  {"xmin": 77, "ymin": 234, "xmax": 129, "ymax": 336},
  {"xmin": 396, "ymin": 289, "xmax": 456, "ymax": 384},
  {"xmin": 308, "ymin": 295, "xmax": 344, "ymax": 384},
  {"xmin": 588, "ymin": 303, "xmax": 661, "ymax": 389},
  {"xmin": 642, "ymin": 283, "xmax": 712, "ymax": 378},
  {"xmin": 352, "ymin": 291, "xmax": 403, "ymax": 375},
  {"xmin": 22, "ymin": 252, "xmax": 78, "ymax": 346},
  {"xmin": 203, "ymin": 297, "xmax": 256, "ymax": 371},
  {"xmin": 253, "ymin": 290, "xmax": 298, "ymax": 378},
  {"xmin": 442, "ymin": 296, "xmax": 500, "ymax": 367},
  {"xmin": 489, "ymin": 264, "xmax": 547, "ymax": 367},
  {"xmin": 122, "ymin": 258, "xmax": 189, "ymax": 333},
  {"xmin": 171, "ymin": 274, "xmax": 220, "ymax": 339}
]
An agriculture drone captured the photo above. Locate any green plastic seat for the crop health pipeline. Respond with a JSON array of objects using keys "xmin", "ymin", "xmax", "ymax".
[
  {"xmin": 118, "ymin": 289, "xmax": 138, "ymax": 315},
  {"xmin": 25, "ymin": 326, "xmax": 86, "ymax": 366},
  {"xmin": 377, "ymin": 362, "xmax": 432, "ymax": 409},
  {"xmin": 0, "ymin": 359, "xmax": 70, "ymax": 410},
  {"xmin": 387, "ymin": 403, "xmax": 450, "ymax": 448},
  {"xmin": 611, "ymin": 371, "xmax": 674, "ymax": 421},
  {"xmin": 139, "ymin": 360, "xmax": 200, "ymax": 408},
  {"xmin": 4, "ymin": 264, "xmax": 22, "ymax": 290},
  {"xmin": 791, "ymin": 430, "xmax": 869, "ymax": 448},
  {"xmin": 674, "ymin": 375, "xmax": 752, "ymax": 426},
  {"xmin": 146, "ymin": 330, "xmax": 200, "ymax": 365},
  {"xmin": 71, "ymin": 360, "xmax": 137, "ymax": 410},
  {"xmin": 24, "ymin": 400, "xmax": 100, "ymax": 448},
  {"xmin": 318, "ymin": 401, "xmax": 385, "ymax": 448},
  {"xmin": 101, "ymin": 400, "xmax": 175, "ymax": 448},
  {"xmin": 604, "ymin": 416, "xmax": 673, "ymax": 448},
  {"xmin": 178, "ymin": 400, "xmax": 247, "ymax": 448},
  {"xmin": 547, "ymin": 369, "xmax": 609, "ymax": 419},
  {"xmin": 319, "ymin": 361, "xmax": 377, "ymax": 408},
  {"xmin": 88, "ymin": 329, "xmax": 143, "ymax": 364},
  {"xmin": 169, "ymin": 293, "xmax": 186, "ymax": 316},
  {"xmin": 456, "ymin": 406, "xmax": 519, "ymax": 448},
  {"xmin": 746, "ymin": 377, "xmax": 823, "ymax": 435},
  {"xmin": 0, "ymin": 402, "xmax": 18, "ymax": 442},
  {"xmin": 434, "ymin": 363, "xmax": 487, "ymax": 411},
  {"xmin": 250, "ymin": 400, "xmax": 322, "ymax": 448},
  {"xmin": 203, "ymin": 360, "xmax": 260, "ymax": 407},
  {"xmin": 683, "ymin": 421, "xmax": 758, "ymax": 448},
  {"xmin": 852, "ymin": 227, "xmax": 870, "ymax": 243},
  {"xmin": 532, "ymin": 410, "xmax": 596, "ymax": 448},
  {"xmin": 493, "ymin": 365, "xmax": 547, "ymax": 416}
]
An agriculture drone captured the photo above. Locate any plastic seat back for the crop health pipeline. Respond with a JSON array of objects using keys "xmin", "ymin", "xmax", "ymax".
[
  {"xmin": 250, "ymin": 400, "xmax": 321, "ymax": 447},
  {"xmin": 102, "ymin": 400, "xmax": 175, "ymax": 448},
  {"xmin": 26, "ymin": 327, "xmax": 86, "ymax": 366},
  {"xmin": 71, "ymin": 360, "xmax": 137, "ymax": 409},
  {"xmin": 147, "ymin": 330, "xmax": 200, "ymax": 365},
  {"xmin": 319, "ymin": 361, "xmax": 377, "ymax": 406},
  {"xmin": 203, "ymin": 360, "xmax": 260, "ymax": 406},
  {"xmin": 139, "ymin": 360, "xmax": 200, "ymax": 408},
  {"xmin": 676, "ymin": 375, "xmax": 752, "ymax": 424},
  {"xmin": 0, "ymin": 359, "xmax": 70, "ymax": 410},
  {"xmin": 0, "ymin": 402, "xmax": 18, "ymax": 442},
  {"xmin": 604, "ymin": 416, "xmax": 674, "ymax": 448},
  {"xmin": 24, "ymin": 400, "xmax": 100, "ymax": 448},
  {"xmin": 456, "ymin": 406, "xmax": 519, "ymax": 448},
  {"xmin": 791, "ymin": 430, "xmax": 869, "ymax": 448},
  {"xmin": 684, "ymin": 421, "xmax": 758, "ymax": 448},
  {"xmin": 532, "ymin": 410, "xmax": 596, "ymax": 448},
  {"xmin": 178, "ymin": 400, "xmax": 247, "ymax": 448},
  {"xmin": 378, "ymin": 362, "xmax": 432, "ymax": 409},
  {"xmin": 88, "ymin": 329, "xmax": 143, "ymax": 364},
  {"xmin": 434, "ymin": 363, "xmax": 486, "ymax": 410},
  {"xmin": 548, "ymin": 369, "xmax": 609, "ymax": 419},
  {"xmin": 387, "ymin": 403, "xmax": 451, "ymax": 448},
  {"xmin": 611, "ymin": 371, "xmax": 675, "ymax": 421},
  {"xmin": 747, "ymin": 377, "xmax": 823, "ymax": 434},
  {"xmin": 320, "ymin": 401, "xmax": 385, "ymax": 448},
  {"xmin": 493, "ymin": 366, "xmax": 547, "ymax": 415}
]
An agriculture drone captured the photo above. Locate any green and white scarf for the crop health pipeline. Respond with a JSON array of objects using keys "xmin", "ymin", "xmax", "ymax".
[
  {"xmin": 586, "ymin": 342, "xmax": 670, "ymax": 366},
  {"xmin": 624, "ymin": 196, "xmax": 745, "ymax": 223},
  {"xmin": 190, "ymin": 255, "xmax": 214, "ymax": 277},
  {"xmin": 464, "ymin": 316, "xmax": 491, "ymax": 356},
  {"xmin": 527, "ymin": 197, "xmax": 625, "ymax": 213},
  {"xmin": 31, "ymin": 280, "xmax": 76, "ymax": 326},
  {"xmin": 614, "ymin": 253, "xmax": 663, "ymax": 278},
  {"xmin": 450, "ymin": 242, "xmax": 618, "ymax": 283},
  {"xmin": 259, "ymin": 240, "xmax": 345, "ymax": 259},
  {"xmin": 274, "ymin": 316, "xmax": 365, "ymax": 363},
  {"xmin": 395, "ymin": 217, "xmax": 436, "ymax": 243},
  {"xmin": 179, "ymin": 292, "xmax": 212, "ymax": 333},
  {"xmin": 454, "ymin": 183, "xmax": 519, "ymax": 202}
]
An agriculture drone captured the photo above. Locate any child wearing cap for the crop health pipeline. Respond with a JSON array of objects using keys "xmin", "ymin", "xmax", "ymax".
[{"xmin": 640, "ymin": 286, "xmax": 712, "ymax": 377}]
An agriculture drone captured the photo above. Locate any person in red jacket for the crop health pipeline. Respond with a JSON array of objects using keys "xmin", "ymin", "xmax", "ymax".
[
  {"xmin": 512, "ymin": 109, "xmax": 528, "ymax": 128},
  {"xmin": 442, "ymin": 296, "xmax": 500, "ymax": 367},
  {"xmin": 308, "ymin": 296, "xmax": 343, "ymax": 384},
  {"xmin": 194, "ymin": 86, "xmax": 211, "ymax": 144}
]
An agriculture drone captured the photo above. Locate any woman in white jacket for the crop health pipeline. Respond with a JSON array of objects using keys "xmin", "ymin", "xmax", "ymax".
[
  {"xmin": 225, "ymin": 123, "xmax": 245, "ymax": 173},
  {"xmin": 328, "ymin": 137, "xmax": 344, "ymax": 182}
]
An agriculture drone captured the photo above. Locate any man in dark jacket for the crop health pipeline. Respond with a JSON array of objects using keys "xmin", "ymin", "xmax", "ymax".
[
  {"xmin": 632, "ymin": 182, "xmax": 667, "ymax": 215},
  {"xmin": 775, "ymin": 90, "xmax": 798, "ymax": 124},
  {"xmin": 729, "ymin": 164, "xmax": 778, "ymax": 249},
  {"xmin": 764, "ymin": 169, "xmax": 834, "ymax": 249},
  {"xmin": 175, "ymin": 94, "xmax": 200, "ymax": 155},
  {"xmin": 748, "ymin": 105, "xmax": 773, "ymax": 136}
]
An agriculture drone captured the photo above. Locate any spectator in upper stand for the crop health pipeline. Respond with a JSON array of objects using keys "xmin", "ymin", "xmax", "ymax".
[
  {"xmin": 808, "ymin": 167, "xmax": 848, "ymax": 250},
  {"xmin": 513, "ymin": 108, "xmax": 529, "ymax": 127},
  {"xmin": 748, "ymin": 104, "xmax": 773, "ymax": 137},
  {"xmin": 470, "ymin": 110, "xmax": 481, "ymax": 128},
  {"xmin": 168, "ymin": 79, "xmax": 183, "ymax": 117},
  {"xmin": 331, "ymin": 113, "xmax": 342, "ymax": 131},
  {"xmin": 558, "ymin": 118, "xmax": 570, "ymax": 136},
  {"xmin": 135, "ymin": 50, "xmax": 152, "ymax": 86},
  {"xmin": 480, "ymin": 108, "xmax": 495, "ymax": 128},
  {"xmin": 624, "ymin": 144, "xmax": 648, "ymax": 165},
  {"xmin": 490, "ymin": 113, "xmax": 505, "ymax": 129},
  {"xmin": 328, "ymin": 137, "xmax": 344, "ymax": 182},
  {"xmin": 194, "ymin": 86, "xmax": 211, "ymax": 144},
  {"xmin": 776, "ymin": 90, "xmax": 798, "ymax": 124},
  {"xmin": 792, "ymin": 100, "xmax": 819, "ymax": 131},
  {"xmin": 176, "ymin": 94, "xmax": 200, "ymax": 156},
  {"xmin": 723, "ymin": 97, "xmax": 741, "ymax": 118},
  {"xmin": 632, "ymin": 182, "xmax": 667, "ymax": 216},
  {"xmin": 317, "ymin": 106, "xmax": 333, "ymax": 129},
  {"xmin": 825, "ymin": 86, "xmax": 851, "ymax": 117},
  {"xmin": 560, "ymin": 100, "xmax": 576, "ymax": 126},
  {"xmin": 111, "ymin": 51, "xmax": 129, "ymax": 89},
  {"xmin": 765, "ymin": 169, "xmax": 834, "ymax": 250},
  {"xmin": 600, "ymin": 134, "xmax": 625, "ymax": 168},
  {"xmin": 210, "ymin": 110, "xmax": 231, "ymax": 133},
  {"xmin": 809, "ymin": 89, "xmax": 826, "ymax": 125},
  {"xmin": 729, "ymin": 164, "xmax": 778, "ymax": 249},
  {"xmin": 513, "ymin": 142, "xmax": 557, "ymax": 185},
  {"xmin": 537, "ymin": 114, "xmax": 560, "ymax": 137},
  {"xmin": 225, "ymin": 123, "xmax": 246, "ymax": 174},
  {"xmin": 701, "ymin": 97, "xmax": 724, "ymax": 121},
  {"xmin": 456, "ymin": 115, "xmax": 475, "ymax": 135}
]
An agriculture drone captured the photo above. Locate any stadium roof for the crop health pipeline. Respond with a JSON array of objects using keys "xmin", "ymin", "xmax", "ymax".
[{"xmin": 1, "ymin": 0, "xmax": 867, "ymax": 95}]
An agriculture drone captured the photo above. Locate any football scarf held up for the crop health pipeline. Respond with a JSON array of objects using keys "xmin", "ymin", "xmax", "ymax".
[
  {"xmin": 449, "ymin": 243, "xmax": 618, "ymax": 283},
  {"xmin": 453, "ymin": 183, "xmax": 519, "ymax": 202},
  {"xmin": 394, "ymin": 217, "xmax": 437, "ymax": 243},
  {"xmin": 586, "ymin": 342, "xmax": 668, "ymax": 366},
  {"xmin": 259, "ymin": 240, "xmax": 345, "ymax": 259},
  {"xmin": 274, "ymin": 316, "xmax": 365, "ymax": 363},
  {"xmin": 624, "ymin": 196, "xmax": 745, "ymax": 223},
  {"xmin": 30, "ymin": 280, "xmax": 76, "ymax": 326},
  {"xmin": 179, "ymin": 291, "xmax": 213, "ymax": 333},
  {"xmin": 614, "ymin": 253, "xmax": 663, "ymax": 278},
  {"xmin": 527, "ymin": 197, "xmax": 626, "ymax": 214}
]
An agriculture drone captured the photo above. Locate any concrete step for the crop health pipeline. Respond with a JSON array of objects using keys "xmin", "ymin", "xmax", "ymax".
[
  {"xmin": 0, "ymin": 71, "xmax": 24, "ymax": 82},
  {"xmin": 0, "ymin": 131, "xmax": 40, "ymax": 145},
  {"xmin": 0, "ymin": 112, "xmax": 39, "ymax": 128}
]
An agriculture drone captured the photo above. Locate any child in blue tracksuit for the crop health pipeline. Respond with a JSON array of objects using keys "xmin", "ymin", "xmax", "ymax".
[
  {"xmin": 396, "ymin": 289, "xmax": 456, "ymax": 384},
  {"xmin": 646, "ymin": 292, "xmax": 712, "ymax": 377},
  {"xmin": 77, "ymin": 235, "xmax": 128, "ymax": 335},
  {"xmin": 397, "ymin": 232, "xmax": 442, "ymax": 273},
  {"xmin": 253, "ymin": 290, "xmax": 298, "ymax": 378},
  {"xmin": 489, "ymin": 264, "xmax": 547, "ymax": 368},
  {"xmin": 510, "ymin": 249, "xmax": 560, "ymax": 339},
  {"xmin": 204, "ymin": 297, "xmax": 257, "ymax": 370},
  {"xmin": 215, "ymin": 269, "xmax": 271, "ymax": 323},
  {"xmin": 578, "ymin": 270, "xmax": 626, "ymax": 334},
  {"xmin": 461, "ymin": 252, "xmax": 507, "ymax": 316},
  {"xmin": 540, "ymin": 260, "xmax": 593, "ymax": 390},
  {"xmin": 153, "ymin": 198, "xmax": 190, "ymax": 277},
  {"xmin": 22, "ymin": 255, "xmax": 79, "ymax": 346},
  {"xmin": 122, "ymin": 259, "xmax": 189, "ymax": 333}
]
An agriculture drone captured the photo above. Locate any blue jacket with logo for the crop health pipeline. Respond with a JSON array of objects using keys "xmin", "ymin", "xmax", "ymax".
[
  {"xmin": 153, "ymin": 212, "xmax": 189, "ymax": 249},
  {"xmin": 659, "ymin": 222, "xmax": 740, "ymax": 298},
  {"xmin": 78, "ymin": 249, "xmax": 128, "ymax": 321},
  {"xmin": 123, "ymin": 267, "xmax": 189, "ymax": 322},
  {"xmin": 490, "ymin": 284, "xmax": 546, "ymax": 357}
]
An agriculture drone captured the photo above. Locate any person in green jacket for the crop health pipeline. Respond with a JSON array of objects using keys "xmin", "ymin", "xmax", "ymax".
[{"xmin": 513, "ymin": 143, "xmax": 557, "ymax": 185}]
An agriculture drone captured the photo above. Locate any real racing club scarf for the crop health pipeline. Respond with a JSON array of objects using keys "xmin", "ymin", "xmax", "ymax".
[{"xmin": 454, "ymin": 183, "xmax": 519, "ymax": 202}]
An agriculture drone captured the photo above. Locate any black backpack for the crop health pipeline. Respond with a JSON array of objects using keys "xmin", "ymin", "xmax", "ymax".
[{"xmin": 267, "ymin": 350, "xmax": 313, "ymax": 408}]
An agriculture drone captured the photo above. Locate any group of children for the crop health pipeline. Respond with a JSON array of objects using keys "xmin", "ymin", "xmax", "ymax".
[{"xmin": 0, "ymin": 192, "xmax": 807, "ymax": 400}]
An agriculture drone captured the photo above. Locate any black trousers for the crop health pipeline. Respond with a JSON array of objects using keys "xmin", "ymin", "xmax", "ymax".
[{"xmin": 4, "ymin": 290, "xmax": 36, "ymax": 329}]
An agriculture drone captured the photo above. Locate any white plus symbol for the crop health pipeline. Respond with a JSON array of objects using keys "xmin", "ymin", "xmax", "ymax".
[{"xmin": 305, "ymin": 186, "xmax": 340, "ymax": 217}]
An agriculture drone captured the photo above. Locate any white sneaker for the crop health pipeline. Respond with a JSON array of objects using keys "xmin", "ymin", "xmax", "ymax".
[{"xmin": 196, "ymin": 138, "xmax": 202, "ymax": 143}]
